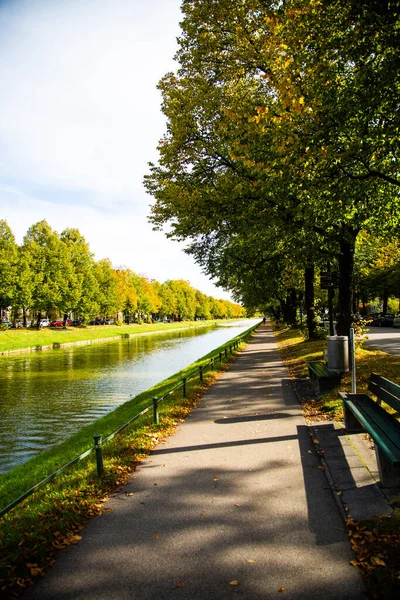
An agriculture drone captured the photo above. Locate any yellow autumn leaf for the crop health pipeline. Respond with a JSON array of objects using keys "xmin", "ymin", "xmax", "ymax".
[
  {"xmin": 230, "ymin": 580, "xmax": 239, "ymax": 586},
  {"xmin": 371, "ymin": 556, "xmax": 386, "ymax": 567}
]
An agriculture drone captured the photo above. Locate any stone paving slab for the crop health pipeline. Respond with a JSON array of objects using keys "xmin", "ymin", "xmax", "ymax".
[{"xmin": 309, "ymin": 421, "xmax": 393, "ymax": 521}]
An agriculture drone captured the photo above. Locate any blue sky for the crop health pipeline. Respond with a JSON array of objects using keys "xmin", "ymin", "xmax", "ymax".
[{"xmin": 0, "ymin": 0, "xmax": 232, "ymax": 300}]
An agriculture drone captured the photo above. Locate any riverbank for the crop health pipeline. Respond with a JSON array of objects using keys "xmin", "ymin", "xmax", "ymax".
[
  {"xmin": 0, "ymin": 320, "xmax": 235, "ymax": 355},
  {"xmin": 0, "ymin": 325, "xmax": 257, "ymax": 596}
]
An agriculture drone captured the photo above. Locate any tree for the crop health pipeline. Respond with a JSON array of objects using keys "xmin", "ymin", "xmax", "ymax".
[
  {"xmin": 115, "ymin": 268, "xmax": 138, "ymax": 322},
  {"xmin": 13, "ymin": 245, "xmax": 34, "ymax": 327},
  {"xmin": 95, "ymin": 259, "xmax": 119, "ymax": 319},
  {"xmin": 0, "ymin": 220, "xmax": 18, "ymax": 318},
  {"xmin": 23, "ymin": 220, "xmax": 69, "ymax": 327},
  {"xmin": 158, "ymin": 281, "xmax": 178, "ymax": 319}
]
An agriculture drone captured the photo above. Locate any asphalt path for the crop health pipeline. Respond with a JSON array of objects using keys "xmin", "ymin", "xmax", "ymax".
[
  {"xmin": 23, "ymin": 325, "xmax": 363, "ymax": 600},
  {"xmin": 364, "ymin": 326, "xmax": 400, "ymax": 356}
]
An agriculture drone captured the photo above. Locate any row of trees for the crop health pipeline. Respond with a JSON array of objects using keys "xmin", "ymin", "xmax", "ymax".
[
  {"xmin": 0, "ymin": 219, "xmax": 246, "ymax": 327},
  {"xmin": 145, "ymin": 0, "xmax": 400, "ymax": 338}
]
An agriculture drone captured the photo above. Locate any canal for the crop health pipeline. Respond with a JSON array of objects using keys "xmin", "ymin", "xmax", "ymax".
[{"xmin": 0, "ymin": 320, "xmax": 259, "ymax": 473}]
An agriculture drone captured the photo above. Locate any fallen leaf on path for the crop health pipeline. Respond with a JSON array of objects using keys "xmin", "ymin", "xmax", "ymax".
[
  {"xmin": 176, "ymin": 581, "xmax": 188, "ymax": 588},
  {"xmin": 230, "ymin": 580, "xmax": 239, "ymax": 586},
  {"xmin": 152, "ymin": 533, "xmax": 161, "ymax": 539},
  {"xmin": 278, "ymin": 587, "xmax": 285, "ymax": 592},
  {"xmin": 247, "ymin": 559, "xmax": 256, "ymax": 563},
  {"xmin": 371, "ymin": 556, "xmax": 386, "ymax": 567}
]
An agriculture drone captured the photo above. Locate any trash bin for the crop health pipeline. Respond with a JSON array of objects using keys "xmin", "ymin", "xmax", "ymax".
[{"xmin": 327, "ymin": 336, "xmax": 349, "ymax": 373}]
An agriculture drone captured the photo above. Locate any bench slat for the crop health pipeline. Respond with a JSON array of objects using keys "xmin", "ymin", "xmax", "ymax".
[
  {"xmin": 341, "ymin": 393, "xmax": 400, "ymax": 466},
  {"xmin": 368, "ymin": 373, "xmax": 400, "ymax": 413},
  {"xmin": 307, "ymin": 361, "xmax": 340, "ymax": 378}
]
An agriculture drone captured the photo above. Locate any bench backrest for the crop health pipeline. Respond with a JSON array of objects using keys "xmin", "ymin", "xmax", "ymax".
[{"xmin": 368, "ymin": 372, "xmax": 400, "ymax": 414}]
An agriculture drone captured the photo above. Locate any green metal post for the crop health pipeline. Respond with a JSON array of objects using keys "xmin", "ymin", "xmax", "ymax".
[
  {"xmin": 219, "ymin": 352, "xmax": 222, "ymax": 363},
  {"xmin": 93, "ymin": 434, "xmax": 104, "ymax": 477},
  {"xmin": 153, "ymin": 397, "xmax": 159, "ymax": 425},
  {"xmin": 199, "ymin": 366, "xmax": 203, "ymax": 382},
  {"xmin": 183, "ymin": 377, "xmax": 187, "ymax": 398}
]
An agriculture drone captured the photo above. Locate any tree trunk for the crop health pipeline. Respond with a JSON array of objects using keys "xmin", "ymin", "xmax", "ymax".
[
  {"xmin": 36, "ymin": 310, "xmax": 42, "ymax": 330},
  {"xmin": 382, "ymin": 292, "xmax": 388, "ymax": 315},
  {"xmin": 336, "ymin": 232, "xmax": 356, "ymax": 337},
  {"xmin": 305, "ymin": 265, "xmax": 317, "ymax": 338},
  {"xmin": 269, "ymin": 306, "xmax": 280, "ymax": 320},
  {"xmin": 63, "ymin": 313, "xmax": 68, "ymax": 327},
  {"xmin": 289, "ymin": 288, "xmax": 297, "ymax": 325}
]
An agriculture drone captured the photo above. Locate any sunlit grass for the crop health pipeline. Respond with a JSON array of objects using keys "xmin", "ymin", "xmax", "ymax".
[{"xmin": 0, "ymin": 319, "xmax": 240, "ymax": 353}]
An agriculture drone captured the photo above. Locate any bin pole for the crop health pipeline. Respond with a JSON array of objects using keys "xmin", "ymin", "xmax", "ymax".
[{"xmin": 350, "ymin": 328, "xmax": 356, "ymax": 393}]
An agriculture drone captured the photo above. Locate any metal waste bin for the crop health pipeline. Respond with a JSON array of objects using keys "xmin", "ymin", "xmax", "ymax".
[{"xmin": 327, "ymin": 336, "xmax": 349, "ymax": 373}]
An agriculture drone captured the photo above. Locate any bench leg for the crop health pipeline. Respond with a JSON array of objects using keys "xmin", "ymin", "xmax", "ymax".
[
  {"xmin": 343, "ymin": 403, "xmax": 364, "ymax": 433},
  {"xmin": 375, "ymin": 446, "xmax": 400, "ymax": 488}
]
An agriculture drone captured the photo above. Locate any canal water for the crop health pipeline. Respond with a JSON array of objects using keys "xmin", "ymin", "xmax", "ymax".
[{"xmin": 0, "ymin": 320, "xmax": 259, "ymax": 474}]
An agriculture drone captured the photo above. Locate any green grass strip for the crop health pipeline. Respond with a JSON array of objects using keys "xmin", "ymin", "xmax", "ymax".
[{"xmin": 0, "ymin": 319, "xmax": 241, "ymax": 353}]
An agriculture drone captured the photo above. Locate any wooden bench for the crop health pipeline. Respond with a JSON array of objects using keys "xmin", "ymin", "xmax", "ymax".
[
  {"xmin": 339, "ymin": 373, "xmax": 400, "ymax": 487},
  {"xmin": 306, "ymin": 361, "xmax": 341, "ymax": 391}
]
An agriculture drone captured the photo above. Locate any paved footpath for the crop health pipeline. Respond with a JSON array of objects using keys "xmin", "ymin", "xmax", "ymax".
[{"xmin": 25, "ymin": 325, "xmax": 364, "ymax": 599}]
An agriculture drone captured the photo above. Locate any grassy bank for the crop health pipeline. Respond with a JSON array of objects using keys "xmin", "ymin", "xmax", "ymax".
[
  {"xmin": 273, "ymin": 324, "xmax": 400, "ymax": 599},
  {"xmin": 0, "ymin": 325, "xmax": 257, "ymax": 596},
  {"xmin": 0, "ymin": 319, "xmax": 234, "ymax": 354}
]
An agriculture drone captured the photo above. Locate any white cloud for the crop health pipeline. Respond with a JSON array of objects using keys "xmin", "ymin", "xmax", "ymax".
[{"xmin": 0, "ymin": 0, "xmax": 234, "ymax": 301}]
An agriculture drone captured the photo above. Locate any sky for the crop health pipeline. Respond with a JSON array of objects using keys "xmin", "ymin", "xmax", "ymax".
[{"xmin": 0, "ymin": 0, "xmax": 232, "ymax": 301}]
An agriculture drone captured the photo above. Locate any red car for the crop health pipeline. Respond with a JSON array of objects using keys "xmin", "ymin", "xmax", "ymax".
[{"xmin": 50, "ymin": 319, "xmax": 72, "ymax": 327}]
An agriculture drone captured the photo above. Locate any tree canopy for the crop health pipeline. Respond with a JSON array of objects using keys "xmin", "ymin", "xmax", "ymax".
[
  {"xmin": 145, "ymin": 0, "xmax": 400, "ymax": 336},
  {"xmin": 0, "ymin": 220, "xmax": 245, "ymax": 325}
]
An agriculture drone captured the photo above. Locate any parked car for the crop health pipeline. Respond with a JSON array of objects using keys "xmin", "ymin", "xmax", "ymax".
[
  {"xmin": 370, "ymin": 313, "xmax": 382, "ymax": 326},
  {"xmin": 393, "ymin": 314, "xmax": 400, "ymax": 328},
  {"xmin": 71, "ymin": 319, "xmax": 83, "ymax": 326},
  {"xmin": 104, "ymin": 318, "xmax": 114, "ymax": 325},
  {"xmin": 40, "ymin": 318, "xmax": 50, "ymax": 327},
  {"xmin": 50, "ymin": 319, "xmax": 72, "ymax": 327},
  {"xmin": 379, "ymin": 313, "xmax": 395, "ymax": 327}
]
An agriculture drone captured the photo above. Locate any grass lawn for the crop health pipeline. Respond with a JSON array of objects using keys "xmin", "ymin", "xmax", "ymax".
[
  {"xmin": 273, "ymin": 324, "xmax": 400, "ymax": 599},
  {"xmin": 0, "ymin": 320, "xmax": 230, "ymax": 353}
]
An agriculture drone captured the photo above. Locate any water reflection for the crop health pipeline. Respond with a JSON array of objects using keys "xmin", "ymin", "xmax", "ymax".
[{"xmin": 0, "ymin": 320, "xmax": 258, "ymax": 473}]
